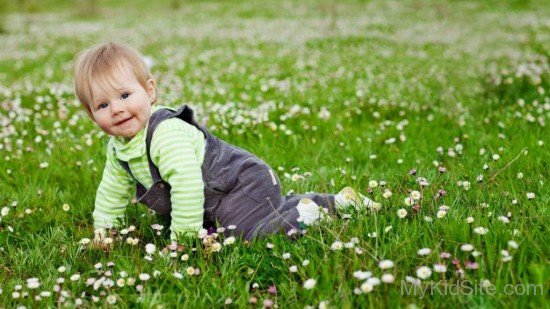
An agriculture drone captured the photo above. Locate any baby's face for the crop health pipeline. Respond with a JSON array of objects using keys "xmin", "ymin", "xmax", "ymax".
[{"xmin": 89, "ymin": 67, "xmax": 156, "ymax": 139}]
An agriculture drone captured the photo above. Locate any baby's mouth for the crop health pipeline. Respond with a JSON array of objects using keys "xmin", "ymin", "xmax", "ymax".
[{"xmin": 116, "ymin": 117, "xmax": 133, "ymax": 126}]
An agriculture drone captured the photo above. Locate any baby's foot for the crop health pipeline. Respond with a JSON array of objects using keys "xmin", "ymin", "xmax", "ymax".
[
  {"xmin": 335, "ymin": 187, "xmax": 380, "ymax": 211},
  {"xmin": 296, "ymin": 198, "xmax": 331, "ymax": 225}
]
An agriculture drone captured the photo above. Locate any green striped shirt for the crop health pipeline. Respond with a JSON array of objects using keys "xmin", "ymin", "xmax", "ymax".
[{"xmin": 93, "ymin": 105, "xmax": 206, "ymax": 240}]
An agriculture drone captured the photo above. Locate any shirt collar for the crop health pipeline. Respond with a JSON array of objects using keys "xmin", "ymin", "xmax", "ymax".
[{"xmin": 111, "ymin": 105, "xmax": 165, "ymax": 161}]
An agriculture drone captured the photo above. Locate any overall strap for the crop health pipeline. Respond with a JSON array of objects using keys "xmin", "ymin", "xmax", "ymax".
[{"xmin": 117, "ymin": 105, "xmax": 204, "ymax": 184}]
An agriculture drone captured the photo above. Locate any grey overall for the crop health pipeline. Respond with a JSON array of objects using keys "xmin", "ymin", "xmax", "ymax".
[{"xmin": 118, "ymin": 105, "xmax": 336, "ymax": 240}]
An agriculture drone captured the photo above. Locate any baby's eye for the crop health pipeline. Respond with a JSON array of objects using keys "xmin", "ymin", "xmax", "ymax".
[
  {"xmin": 121, "ymin": 92, "xmax": 130, "ymax": 99},
  {"xmin": 98, "ymin": 103, "xmax": 108, "ymax": 109}
]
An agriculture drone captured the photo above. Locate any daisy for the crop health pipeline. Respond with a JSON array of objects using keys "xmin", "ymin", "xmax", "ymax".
[
  {"xmin": 417, "ymin": 248, "xmax": 431, "ymax": 256},
  {"xmin": 378, "ymin": 260, "xmax": 394, "ymax": 270},
  {"xmin": 460, "ymin": 244, "xmax": 474, "ymax": 252},
  {"xmin": 397, "ymin": 208, "xmax": 407, "ymax": 219},
  {"xmin": 381, "ymin": 273, "xmax": 395, "ymax": 283},
  {"xmin": 416, "ymin": 266, "xmax": 432, "ymax": 279},
  {"xmin": 433, "ymin": 264, "xmax": 447, "ymax": 273},
  {"xmin": 303, "ymin": 278, "xmax": 316, "ymax": 289}
]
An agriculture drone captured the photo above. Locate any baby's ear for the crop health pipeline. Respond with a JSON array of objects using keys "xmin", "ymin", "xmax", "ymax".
[{"xmin": 147, "ymin": 79, "xmax": 157, "ymax": 103}]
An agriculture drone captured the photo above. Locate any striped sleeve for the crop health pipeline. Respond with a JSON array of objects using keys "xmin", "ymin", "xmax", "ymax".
[
  {"xmin": 151, "ymin": 119, "xmax": 205, "ymax": 240},
  {"xmin": 93, "ymin": 139, "xmax": 135, "ymax": 230}
]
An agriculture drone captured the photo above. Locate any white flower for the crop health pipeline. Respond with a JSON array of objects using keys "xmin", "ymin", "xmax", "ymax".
[
  {"xmin": 62, "ymin": 204, "xmax": 70, "ymax": 211},
  {"xmin": 508, "ymin": 240, "xmax": 519, "ymax": 249},
  {"xmin": 378, "ymin": 260, "xmax": 394, "ymax": 270},
  {"xmin": 517, "ymin": 173, "xmax": 524, "ymax": 179},
  {"xmin": 366, "ymin": 277, "xmax": 381, "ymax": 286},
  {"xmin": 397, "ymin": 208, "xmax": 407, "ymax": 219},
  {"xmin": 404, "ymin": 197, "xmax": 413, "ymax": 206},
  {"xmin": 197, "ymin": 228, "xmax": 208, "ymax": 239},
  {"xmin": 410, "ymin": 191, "xmax": 421, "ymax": 200},
  {"xmin": 466, "ymin": 217, "xmax": 474, "ymax": 224},
  {"xmin": 211, "ymin": 242, "xmax": 222, "ymax": 252},
  {"xmin": 384, "ymin": 226, "xmax": 393, "ymax": 233},
  {"xmin": 145, "ymin": 243, "xmax": 156, "ymax": 255},
  {"xmin": 79, "ymin": 238, "xmax": 91, "ymax": 245},
  {"xmin": 303, "ymin": 278, "xmax": 317, "ymax": 289},
  {"xmin": 417, "ymin": 248, "xmax": 431, "ymax": 256},
  {"xmin": 223, "ymin": 236, "xmax": 235, "ymax": 245},
  {"xmin": 227, "ymin": 225, "xmax": 237, "ymax": 230},
  {"xmin": 498, "ymin": 216, "xmax": 510, "ymax": 224},
  {"xmin": 492, "ymin": 154, "xmax": 500, "ymax": 161},
  {"xmin": 460, "ymin": 244, "xmax": 474, "ymax": 252},
  {"xmin": 473, "ymin": 227, "xmax": 489, "ymax": 235},
  {"xmin": 289, "ymin": 266, "xmax": 298, "ymax": 273},
  {"xmin": 360, "ymin": 282, "xmax": 373, "ymax": 293},
  {"xmin": 266, "ymin": 243, "xmax": 275, "ymax": 249},
  {"xmin": 416, "ymin": 266, "xmax": 432, "ymax": 279},
  {"xmin": 57, "ymin": 266, "xmax": 66, "ymax": 273},
  {"xmin": 433, "ymin": 264, "xmax": 447, "ymax": 273},
  {"xmin": 1, "ymin": 207, "xmax": 9, "ymax": 217},
  {"xmin": 382, "ymin": 189, "xmax": 392, "ymax": 199},
  {"xmin": 381, "ymin": 273, "xmax": 395, "ymax": 283},
  {"xmin": 173, "ymin": 272, "xmax": 183, "ymax": 279},
  {"xmin": 282, "ymin": 253, "xmax": 291, "ymax": 259},
  {"xmin": 424, "ymin": 216, "xmax": 433, "ymax": 222},
  {"xmin": 70, "ymin": 274, "xmax": 80, "ymax": 281},
  {"xmin": 181, "ymin": 254, "xmax": 189, "ymax": 261},
  {"xmin": 526, "ymin": 192, "xmax": 535, "ymax": 200},
  {"xmin": 330, "ymin": 241, "xmax": 343, "ymax": 251},
  {"xmin": 353, "ymin": 271, "xmax": 372, "ymax": 280},
  {"xmin": 436, "ymin": 210, "xmax": 447, "ymax": 218},
  {"xmin": 126, "ymin": 237, "xmax": 139, "ymax": 245},
  {"xmin": 106, "ymin": 295, "xmax": 117, "ymax": 305},
  {"xmin": 368, "ymin": 180, "xmax": 378, "ymax": 188},
  {"xmin": 302, "ymin": 259, "xmax": 310, "ymax": 266},
  {"xmin": 138, "ymin": 273, "xmax": 150, "ymax": 281},
  {"xmin": 27, "ymin": 278, "xmax": 40, "ymax": 289}
]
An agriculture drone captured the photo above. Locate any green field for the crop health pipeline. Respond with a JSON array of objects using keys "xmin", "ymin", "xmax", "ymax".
[{"xmin": 0, "ymin": 0, "xmax": 548, "ymax": 307}]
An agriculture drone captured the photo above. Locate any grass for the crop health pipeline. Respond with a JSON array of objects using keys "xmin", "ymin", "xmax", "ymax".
[{"xmin": 0, "ymin": 0, "xmax": 549, "ymax": 307}]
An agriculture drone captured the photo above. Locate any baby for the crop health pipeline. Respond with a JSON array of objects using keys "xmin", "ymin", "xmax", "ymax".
[{"xmin": 73, "ymin": 42, "xmax": 379, "ymax": 242}]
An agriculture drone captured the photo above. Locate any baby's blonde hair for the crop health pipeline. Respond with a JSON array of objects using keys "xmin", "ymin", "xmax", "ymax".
[{"xmin": 73, "ymin": 42, "xmax": 154, "ymax": 119}]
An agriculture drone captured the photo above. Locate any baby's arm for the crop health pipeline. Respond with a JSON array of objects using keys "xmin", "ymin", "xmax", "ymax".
[
  {"xmin": 151, "ymin": 119, "xmax": 205, "ymax": 241},
  {"xmin": 93, "ymin": 140, "xmax": 135, "ymax": 231}
]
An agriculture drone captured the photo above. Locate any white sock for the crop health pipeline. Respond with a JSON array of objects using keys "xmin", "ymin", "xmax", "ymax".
[
  {"xmin": 296, "ymin": 198, "xmax": 330, "ymax": 225},
  {"xmin": 335, "ymin": 187, "xmax": 380, "ymax": 211}
]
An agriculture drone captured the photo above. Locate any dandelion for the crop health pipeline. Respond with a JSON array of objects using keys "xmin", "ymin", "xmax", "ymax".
[
  {"xmin": 416, "ymin": 266, "xmax": 432, "ymax": 279},
  {"xmin": 397, "ymin": 208, "xmax": 407, "ymax": 219},
  {"xmin": 303, "ymin": 279, "xmax": 316, "ymax": 289},
  {"xmin": 378, "ymin": 260, "xmax": 394, "ymax": 270}
]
